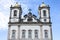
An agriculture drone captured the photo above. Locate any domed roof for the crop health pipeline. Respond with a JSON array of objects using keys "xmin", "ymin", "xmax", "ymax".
[
  {"xmin": 14, "ymin": 2, "xmax": 21, "ymax": 7},
  {"xmin": 40, "ymin": 2, "xmax": 48, "ymax": 7}
]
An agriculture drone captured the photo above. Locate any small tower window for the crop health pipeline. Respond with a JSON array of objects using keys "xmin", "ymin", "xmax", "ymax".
[
  {"xmin": 44, "ymin": 30, "xmax": 48, "ymax": 38},
  {"xmin": 43, "ymin": 10, "xmax": 46, "ymax": 16},
  {"xmin": 22, "ymin": 30, "xmax": 26, "ymax": 38},
  {"xmin": 12, "ymin": 30, "xmax": 16, "ymax": 38},
  {"xmin": 28, "ymin": 30, "xmax": 32, "ymax": 38},
  {"xmin": 35, "ymin": 30, "xmax": 38, "ymax": 38},
  {"xmin": 44, "ymin": 19, "xmax": 46, "ymax": 22},
  {"xmin": 14, "ymin": 10, "xmax": 17, "ymax": 16}
]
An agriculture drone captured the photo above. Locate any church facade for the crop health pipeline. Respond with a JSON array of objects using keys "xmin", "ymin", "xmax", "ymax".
[{"xmin": 8, "ymin": 2, "xmax": 52, "ymax": 40}]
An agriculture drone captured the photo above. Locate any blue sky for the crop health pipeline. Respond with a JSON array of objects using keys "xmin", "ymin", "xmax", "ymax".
[{"xmin": 0, "ymin": 0, "xmax": 60, "ymax": 40}]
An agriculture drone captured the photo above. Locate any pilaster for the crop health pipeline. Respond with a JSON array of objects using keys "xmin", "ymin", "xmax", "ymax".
[
  {"xmin": 49, "ymin": 25, "xmax": 53, "ymax": 40},
  {"xmin": 40, "ymin": 25, "xmax": 43, "ymax": 40},
  {"xmin": 18, "ymin": 25, "xmax": 20, "ymax": 40},
  {"xmin": 8, "ymin": 25, "xmax": 11, "ymax": 40}
]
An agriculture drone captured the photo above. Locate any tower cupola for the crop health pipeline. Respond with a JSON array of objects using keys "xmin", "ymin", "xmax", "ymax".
[
  {"xmin": 9, "ymin": 2, "xmax": 22, "ymax": 22},
  {"xmin": 40, "ymin": 2, "xmax": 49, "ymax": 7},
  {"xmin": 38, "ymin": 2, "xmax": 51, "ymax": 23},
  {"xmin": 14, "ymin": 2, "xmax": 21, "ymax": 7}
]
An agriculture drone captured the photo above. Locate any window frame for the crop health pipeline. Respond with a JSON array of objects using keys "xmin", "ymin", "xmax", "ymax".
[
  {"xmin": 14, "ymin": 10, "xmax": 17, "ymax": 16},
  {"xmin": 35, "ymin": 30, "xmax": 38, "ymax": 38},
  {"xmin": 12, "ymin": 30, "xmax": 16, "ymax": 38},
  {"xmin": 28, "ymin": 30, "xmax": 32, "ymax": 38},
  {"xmin": 22, "ymin": 30, "xmax": 26, "ymax": 38},
  {"xmin": 43, "ymin": 10, "xmax": 46, "ymax": 16},
  {"xmin": 44, "ymin": 30, "xmax": 48, "ymax": 38}
]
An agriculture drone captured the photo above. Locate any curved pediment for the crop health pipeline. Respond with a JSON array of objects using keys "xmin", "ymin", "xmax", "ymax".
[{"xmin": 23, "ymin": 11, "xmax": 40, "ymax": 22}]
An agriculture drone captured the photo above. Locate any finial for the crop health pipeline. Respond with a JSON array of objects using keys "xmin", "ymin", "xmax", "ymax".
[
  {"xmin": 14, "ymin": 2, "xmax": 19, "ymax": 7},
  {"xmin": 28, "ymin": 9, "xmax": 32, "ymax": 12},
  {"xmin": 11, "ymin": 5, "xmax": 12, "ymax": 7},
  {"xmin": 40, "ymin": 1, "xmax": 47, "ymax": 7},
  {"xmin": 42, "ymin": 2, "xmax": 44, "ymax": 4},
  {"xmin": 28, "ymin": 9, "xmax": 32, "ymax": 15},
  {"xmin": 42, "ymin": 0, "xmax": 45, "ymax": 4},
  {"xmin": 16, "ymin": 2, "xmax": 18, "ymax": 4}
]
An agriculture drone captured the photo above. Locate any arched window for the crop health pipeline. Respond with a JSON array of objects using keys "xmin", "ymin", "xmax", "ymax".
[
  {"xmin": 44, "ymin": 30, "xmax": 48, "ymax": 38},
  {"xmin": 12, "ymin": 30, "xmax": 16, "ymax": 38},
  {"xmin": 28, "ymin": 30, "xmax": 32, "ymax": 38},
  {"xmin": 22, "ymin": 30, "xmax": 26, "ymax": 38},
  {"xmin": 35, "ymin": 30, "xmax": 38, "ymax": 38},
  {"xmin": 14, "ymin": 10, "xmax": 17, "ymax": 16},
  {"xmin": 43, "ymin": 10, "xmax": 46, "ymax": 16}
]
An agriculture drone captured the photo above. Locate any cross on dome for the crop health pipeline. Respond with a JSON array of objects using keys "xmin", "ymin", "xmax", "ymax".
[{"xmin": 28, "ymin": 9, "xmax": 32, "ymax": 12}]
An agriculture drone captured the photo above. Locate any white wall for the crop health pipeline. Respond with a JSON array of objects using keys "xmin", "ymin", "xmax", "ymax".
[
  {"xmin": 42, "ymin": 25, "xmax": 51, "ymax": 39},
  {"xmin": 10, "ymin": 26, "xmax": 18, "ymax": 39},
  {"xmin": 9, "ymin": 24, "xmax": 51, "ymax": 40},
  {"xmin": 41, "ymin": 19, "xmax": 49, "ymax": 22},
  {"xmin": 41, "ymin": 8, "xmax": 49, "ymax": 17},
  {"xmin": 10, "ymin": 18, "xmax": 19, "ymax": 22},
  {"xmin": 11, "ymin": 18, "xmax": 19, "ymax": 22},
  {"xmin": 20, "ymin": 25, "xmax": 40, "ymax": 39}
]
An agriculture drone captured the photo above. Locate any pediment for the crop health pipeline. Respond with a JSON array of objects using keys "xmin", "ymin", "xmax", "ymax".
[{"xmin": 23, "ymin": 12, "xmax": 40, "ymax": 22}]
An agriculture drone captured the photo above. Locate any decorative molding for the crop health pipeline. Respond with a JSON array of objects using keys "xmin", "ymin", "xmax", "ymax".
[
  {"xmin": 8, "ymin": 22, "xmax": 51, "ymax": 24},
  {"xmin": 39, "ymin": 7, "xmax": 50, "ymax": 10},
  {"xmin": 10, "ymin": 6, "xmax": 22, "ymax": 10}
]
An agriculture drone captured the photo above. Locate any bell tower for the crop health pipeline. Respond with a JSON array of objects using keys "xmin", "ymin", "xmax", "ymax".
[
  {"xmin": 9, "ymin": 2, "xmax": 22, "ymax": 22},
  {"xmin": 38, "ymin": 2, "xmax": 52, "ymax": 40},
  {"xmin": 38, "ymin": 2, "xmax": 51, "ymax": 23}
]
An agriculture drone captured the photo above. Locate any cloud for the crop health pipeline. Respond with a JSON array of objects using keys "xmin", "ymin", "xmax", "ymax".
[
  {"xmin": 0, "ymin": 0, "xmax": 40, "ymax": 30},
  {"xmin": 0, "ymin": 12, "xmax": 9, "ymax": 30},
  {"xmin": 0, "ymin": 0, "xmax": 16, "ymax": 8},
  {"xmin": 0, "ymin": 0, "xmax": 29, "ymax": 30},
  {"xmin": 0, "ymin": 0, "xmax": 16, "ymax": 30}
]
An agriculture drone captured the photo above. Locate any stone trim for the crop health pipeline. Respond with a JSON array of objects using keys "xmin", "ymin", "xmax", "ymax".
[
  {"xmin": 8, "ymin": 22, "xmax": 52, "ymax": 24},
  {"xmin": 10, "ymin": 17, "xmax": 19, "ymax": 19},
  {"xmin": 39, "ymin": 7, "xmax": 50, "ymax": 10},
  {"xmin": 40, "ymin": 17, "xmax": 50, "ymax": 19},
  {"xmin": 10, "ymin": 6, "xmax": 22, "ymax": 10}
]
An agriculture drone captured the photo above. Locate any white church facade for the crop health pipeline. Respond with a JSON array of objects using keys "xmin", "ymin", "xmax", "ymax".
[{"xmin": 8, "ymin": 2, "xmax": 52, "ymax": 40}]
